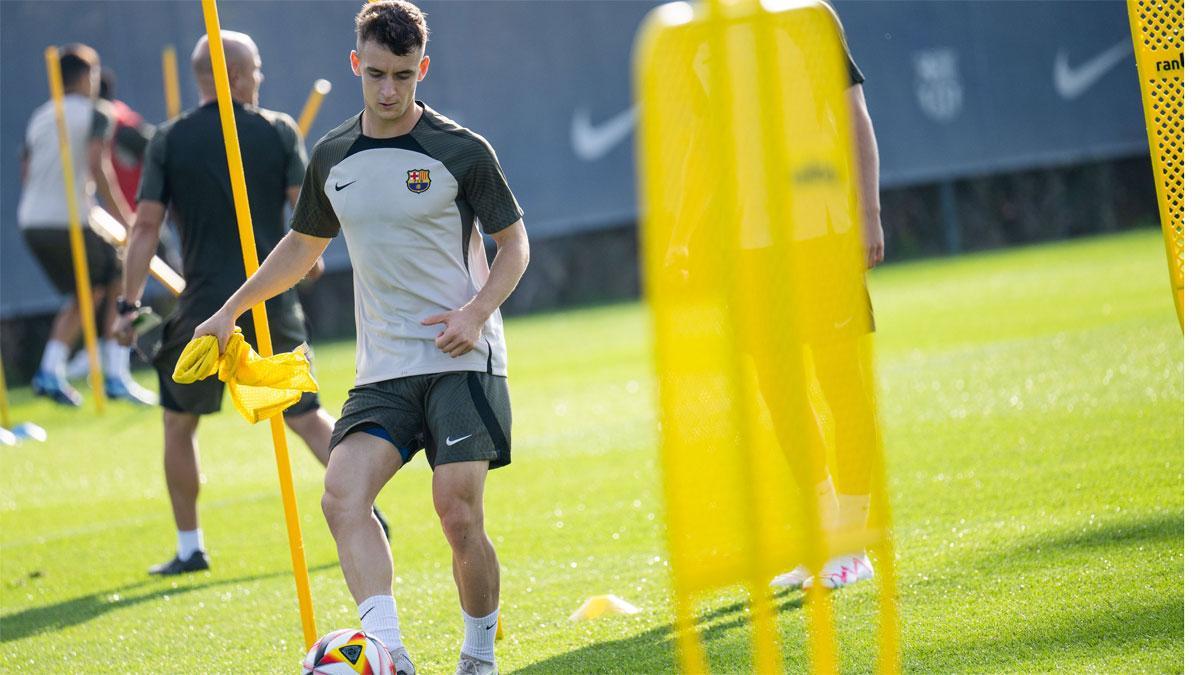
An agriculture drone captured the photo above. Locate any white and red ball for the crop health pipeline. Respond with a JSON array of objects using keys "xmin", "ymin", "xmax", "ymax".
[{"xmin": 302, "ymin": 628, "xmax": 394, "ymax": 675}]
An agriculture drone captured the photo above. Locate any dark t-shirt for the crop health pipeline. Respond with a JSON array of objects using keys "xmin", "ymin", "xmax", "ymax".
[{"xmin": 138, "ymin": 101, "xmax": 307, "ymax": 350}]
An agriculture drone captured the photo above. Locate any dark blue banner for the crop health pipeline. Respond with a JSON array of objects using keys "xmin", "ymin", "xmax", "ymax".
[{"xmin": 1, "ymin": 1, "xmax": 1146, "ymax": 318}]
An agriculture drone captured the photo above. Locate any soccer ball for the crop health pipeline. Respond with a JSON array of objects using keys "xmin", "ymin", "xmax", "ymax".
[{"xmin": 302, "ymin": 629, "xmax": 394, "ymax": 674}]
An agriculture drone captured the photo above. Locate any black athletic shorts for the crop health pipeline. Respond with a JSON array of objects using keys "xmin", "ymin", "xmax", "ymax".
[
  {"xmin": 152, "ymin": 311, "xmax": 319, "ymax": 417},
  {"xmin": 330, "ymin": 372, "xmax": 512, "ymax": 470},
  {"xmin": 23, "ymin": 226, "xmax": 120, "ymax": 295}
]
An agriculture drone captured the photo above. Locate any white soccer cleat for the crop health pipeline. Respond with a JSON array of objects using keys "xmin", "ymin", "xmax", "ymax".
[
  {"xmin": 803, "ymin": 553, "xmax": 874, "ymax": 590},
  {"xmin": 392, "ymin": 650, "xmax": 417, "ymax": 675},
  {"xmin": 770, "ymin": 564, "xmax": 813, "ymax": 589},
  {"xmin": 454, "ymin": 653, "xmax": 497, "ymax": 675}
]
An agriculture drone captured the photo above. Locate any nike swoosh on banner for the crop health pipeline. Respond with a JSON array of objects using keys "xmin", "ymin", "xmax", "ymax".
[
  {"xmin": 1053, "ymin": 40, "xmax": 1133, "ymax": 100},
  {"xmin": 570, "ymin": 105, "xmax": 638, "ymax": 161},
  {"xmin": 446, "ymin": 434, "xmax": 472, "ymax": 446}
]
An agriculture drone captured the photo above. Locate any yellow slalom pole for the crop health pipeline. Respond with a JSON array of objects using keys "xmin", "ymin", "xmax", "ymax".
[
  {"xmin": 296, "ymin": 79, "xmax": 331, "ymax": 140},
  {"xmin": 44, "ymin": 47, "xmax": 104, "ymax": 413},
  {"xmin": 0, "ymin": 353, "xmax": 11, "ymax": 430},
  {"xmin": 1126, "ymin": 0, "xmax": 1184, "ymax": 330},
  {"xmin": 162, "ymin": 45, "xmax": 181, "ymax": 119},
  {"xmin": 200, "ymin": 0, "xmax": 317, "ymax": 648}
]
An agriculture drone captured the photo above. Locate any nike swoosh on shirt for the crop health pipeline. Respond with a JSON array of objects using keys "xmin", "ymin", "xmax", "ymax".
[
  {"xmin": 570, "ymin": 106, "xmax": 638, "ymax": 161},
  {"xmin": 1053, "ymin": 40, "xmax": 1132, "ymax": 100},
  {"xmin": 335, "ymin": 180, "xmax": 357, "ymax": 191},
  {"xmin": 446, "ymin": 434, "xmax": 472, "ymax": 446}
]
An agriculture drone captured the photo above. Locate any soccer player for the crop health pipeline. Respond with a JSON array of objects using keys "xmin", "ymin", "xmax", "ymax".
[
  {"xmin": 17, "ymin": 43, "xmax": 154, "ymax": 406},
  {"xmin": 112, "ymin": 31, "xmax": 386, "ymax": 577},
  {"xmin": 767, "ymin": 3, "xmax": 885, "ymax": 592},
  {"xmin": 193, "ymin": 4, "xmax": 527, "ymax": 673},
  {"xmin": 98, "ymin": 68, "xmax": 154, "ymax": 217}
]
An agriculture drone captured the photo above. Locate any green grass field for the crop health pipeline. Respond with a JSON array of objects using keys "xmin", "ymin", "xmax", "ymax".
[{"xmin": 0, "ymin": 229, "xmax": 1182, "ymax": 673}]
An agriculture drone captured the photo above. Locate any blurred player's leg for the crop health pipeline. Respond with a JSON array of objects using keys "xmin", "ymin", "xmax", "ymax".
[
  {"xmin": 322, "ymin": 432, "xmax": 413, "ymax": 672},
  {"xmin": 432, "ymin": 460, "xmax": 499, "ymax": 675},
  {"xmin": 100, "ymin": 277, "xmax": 155, "ymax": 405},
  {"xmin": 150, "ymin": 409, "xmax": 210, "ymax": 575},
  {"xmin": 803, "ymin": 335, "xmax": 877, "ymax": 589},
  {"xmin": 32, "ymin": 298, "xmax": 84, "ymax": 406},
  {"xmin": 285, "ymin": 407, "xmax": 335, "ymax": 464}
]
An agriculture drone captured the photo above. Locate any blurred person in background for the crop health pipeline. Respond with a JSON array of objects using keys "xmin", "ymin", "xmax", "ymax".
[
  {"xmin": 766, "ymin": 1, "xmax": 884, "ymax": 593},
  {"xmin": 17, "ymin": 43, "xmax": 155, "ymax": 406},
  {"xmin": 99, "ymin": 67, "xmax": 154, "ymax": 209},
  {"xmin": 63, "ymin": 67, "xmax": 160, "ymax": 381},
  {"xmin": 111, "ymin": 30, "xmax": 364, "ymax": 578}
]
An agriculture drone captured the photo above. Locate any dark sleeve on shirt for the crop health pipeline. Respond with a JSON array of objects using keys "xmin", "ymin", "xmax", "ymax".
[
  {"xmin": 90, "ymin": 106, "xmax": 114, "ymax": 141},
  {"xmin": 114, "ymin": 124, "xmax": 151, "ymax": 159},
  {"xmin": 465, "ymin": 138, "xmax": 523, "ymax": 235},
  {"xmin": 824, "ymin": 0, "xmax": 865, "ymax": 86},
  {"xmin": 290, "ymin": 150, "xmax": 339, "ymax": 238},
  {"xmin": 271, "ymin": 114, "xmax": 307, "ymax": 188},
  {"xmin": 136, "ymin": 125, "xmax": 170, "ymax": 204},
  {"xmin": 846, "ymin": 52, "xmax": 865, "ymax": 86}
]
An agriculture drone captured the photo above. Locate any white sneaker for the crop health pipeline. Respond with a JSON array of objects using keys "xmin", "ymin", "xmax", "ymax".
[
  {"xmin": 803, "ymin": 553, "xmax": 874, "ymax": 590},
  {"xmin": 105, "ymin": 374, "xmax": 158, "ymax": 406},
  {"xmin": 770, "ymin": 564, "xmax": 813, "ymax": 589},
  {"xmin": 455, "ymin": 653, "xmax": 497, "ymax": 675}
]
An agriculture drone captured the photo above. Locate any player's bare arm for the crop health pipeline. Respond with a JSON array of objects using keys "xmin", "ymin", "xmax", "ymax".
[
  {"xmin": 111, "ymin": 200, "xmax": 167, "ymax": 345},
  {"xmin": 422, "ymin": 218, "xmax": 530, "ymax": 358},
  {"xmin": 193, "ymin": 229, "xmax": 330, "ymax": 351},
  {"xmin": 88, "ymin": 136, "xmax": 133, "ymax": 227},
  {"xmin": 287, "ymin": 185, "xmax": 325, "ymax": 281},
  {"xmin": 848, "ymin": 83, "xmax": 883, "ymax": 268}
]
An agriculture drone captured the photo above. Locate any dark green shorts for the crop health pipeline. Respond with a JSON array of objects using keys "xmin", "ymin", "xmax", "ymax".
[{"xmin": 330, "ymin": 372, "xmax": 512, "ymax": 470}]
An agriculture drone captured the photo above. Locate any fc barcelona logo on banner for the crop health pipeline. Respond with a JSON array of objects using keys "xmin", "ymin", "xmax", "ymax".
[{"xmin": 407, "ymin": 169, "xmax": 431, "ymax": 193}]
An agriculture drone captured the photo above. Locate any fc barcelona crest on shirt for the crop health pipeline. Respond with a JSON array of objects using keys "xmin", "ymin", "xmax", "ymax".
[{"xmin": 407, "ymin": 169, "xmax": 432, "ymax": 193}]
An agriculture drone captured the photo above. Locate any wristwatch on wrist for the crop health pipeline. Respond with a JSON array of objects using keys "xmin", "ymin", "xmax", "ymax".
[{"xmin": 116, "ymin": 297, "xmax": 141, "ymax": 316}]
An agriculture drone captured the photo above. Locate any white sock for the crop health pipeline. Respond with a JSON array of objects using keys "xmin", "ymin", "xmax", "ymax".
[
  {"xmin": 103, "ymin": 339, "xmax": 127, "ymax": 378},
  {"xmin": 837, "ymin": 493, "xmax": 870, "ymax": 535},
  {"xmin": 815, "ymin": 475, "xmax": 839, "ymax": 528},
  {"xmin": 177, "ymin": 529, "xmax": 203, "ymax": 558},
  {"xmin": 359, "ymin": 595, "xmax": 406, "ymax": 658},
  {"xmin": 40, "ymin": 340, "xmax": 70, "ymax": 377},
  {"xmin": 461, "ymin": 607, "xmax": 499, "ymax": 663}
]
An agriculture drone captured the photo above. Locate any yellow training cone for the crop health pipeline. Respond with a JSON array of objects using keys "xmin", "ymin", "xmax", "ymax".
[{"xmin": 569, "ymin": 595, "xmax": 642, "ymax": 622}]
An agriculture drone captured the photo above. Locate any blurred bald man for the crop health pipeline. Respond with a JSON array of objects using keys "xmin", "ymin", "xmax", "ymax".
[{"xmin": 115, "ymin": 31, "xmax": 389, "ymax": 575}]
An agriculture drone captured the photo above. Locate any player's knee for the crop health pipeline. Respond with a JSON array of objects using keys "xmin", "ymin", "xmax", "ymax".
[
  {"xmin": 322, "ymin": 473, "xmax": 368, "ymax": 530},
  {"xmin": 437, "ymin": 499, "xmax": 482, "ymax": 545},
  {"xmin": 162, "ymin": 411, "xmax": 199, "ymax": 443},
  {"xmin": 320, "ymin": 486, "xmax": 351, "ymax": 531}
]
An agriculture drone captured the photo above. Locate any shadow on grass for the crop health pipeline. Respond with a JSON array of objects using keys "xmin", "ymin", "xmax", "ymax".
[
  {"xmin": 977, "ymin": 511, "xmax": 1182, "ymax": 567},
  {"xmin": 513, "ymin": 588, "xmax": 807, "ymax": 674},
  {"xmin": 904, "ymin": 597, "xmax": 1182, "ymax": 670},
  {"xmin": 0, "ymin": 561, "xmax": 339, "ymax": 643}
]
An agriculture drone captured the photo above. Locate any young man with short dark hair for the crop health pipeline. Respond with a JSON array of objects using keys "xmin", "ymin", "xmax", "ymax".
[{"xmin": 194, "ymin": 4, "xmax": 529, "ymax": 673}]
